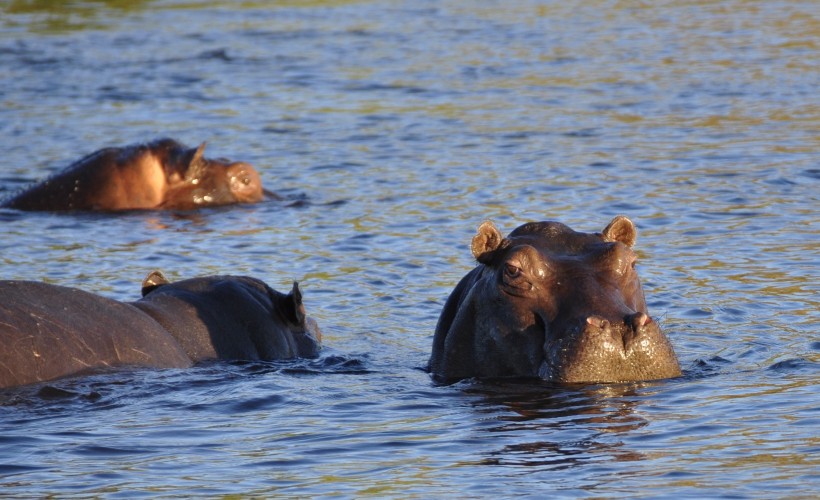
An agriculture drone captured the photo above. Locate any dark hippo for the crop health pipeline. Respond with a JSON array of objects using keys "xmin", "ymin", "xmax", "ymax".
[
  {"xmin": 429, "ymin": 216, "xmax": 681, "ymax": 384},
  {"xmin": 0, "ymin": 138, "xmax": 266, "ymax": 211},
  {"xmin": 0, "ymin": 271, "xmax": 321, "ymax": 389}
]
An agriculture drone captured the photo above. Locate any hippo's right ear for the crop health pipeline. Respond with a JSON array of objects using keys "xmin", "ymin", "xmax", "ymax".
[
  {"xmin": 141, "ymin": 270, "xmax": 171, "ymax": 297},
  {"xmin": 184, "ymin": 142, "xmax": 208, "ymax": 180},
  {"xmin": 192, "ymin": 142, "xmax": 206, "ymax": 164},
  {"xmin": 471, "ymin": 220, "xmax": 506, "ymax": 264},
  {"xmin": 281, "ymin": 281, "xmax": 308, "ymax": 326}
]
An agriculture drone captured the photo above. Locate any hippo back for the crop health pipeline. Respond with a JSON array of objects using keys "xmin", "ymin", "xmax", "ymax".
[{"xmin": 0, "ymin": 281, "xmax": 192, "ymax": 388}]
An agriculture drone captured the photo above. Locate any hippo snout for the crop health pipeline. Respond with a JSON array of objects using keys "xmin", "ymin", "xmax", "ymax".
[
  {"xmin": 544, "ymin": 310, "xmax": 679, "ymax": 383},
  {"xmin": 587, "ymin": 312, "xmax": 653, "ymax": 331},
  {"xmin": 582, "ymin": 312, "xmax": 660, "ymax": 355},
  {"xmin": 583, "ymin": 312, "xmax": 654, "ymax": 351}
]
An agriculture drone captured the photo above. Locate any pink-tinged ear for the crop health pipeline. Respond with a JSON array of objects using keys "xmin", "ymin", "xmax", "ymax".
[
  {"xmin": 141, "ymin": 269, "xmax": 170, "ymax": 297},
  {"xmin": 602, "ymin": 215, "xmax": 637, "ymax": 247},
  {"xmin": 471, "ymin": 220, "xmax": 505, "ymax": 264}
]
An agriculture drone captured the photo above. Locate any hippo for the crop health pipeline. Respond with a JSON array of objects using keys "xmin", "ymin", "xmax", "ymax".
[
  {"xmin": 428, "ymin": 216, "xmax": 682, "ymax": 384},
  {"xmin": 0, "ymin": 271, "xmax": 321, "ymax": 389},
  {"xmin": 0, "ymin": 138, "xmax": 266, "ymax": 211}
]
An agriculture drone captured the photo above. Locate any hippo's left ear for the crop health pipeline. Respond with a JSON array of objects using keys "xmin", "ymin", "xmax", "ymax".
[
  {"xmin": 472, "ymin": 220, "xmax": 506, "ymax": 264},
  {"xmin": 602, "ymin": 215, "xmax": 637, "ymax": 247},
  {"xmin": 141, "ymin": 270, "xmax": 171, "ymax": 297},
  {"xmin": 282, "ymin": 281, "xmax": 307, "ymax": 326}
]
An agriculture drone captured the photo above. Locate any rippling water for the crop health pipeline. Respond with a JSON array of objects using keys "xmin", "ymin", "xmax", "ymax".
[{"xmin": 1, "ymin": 1, "xmax": 818, "ymax": 497}]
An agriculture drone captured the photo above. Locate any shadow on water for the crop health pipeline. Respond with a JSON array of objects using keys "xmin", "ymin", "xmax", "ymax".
[
  {"xmin": 459, "ymin": 379, "xmax": 663, "ymax": 470},
  {"xmin": 455, "ymin": 350, "xmax": 820, "ymax": 473}
]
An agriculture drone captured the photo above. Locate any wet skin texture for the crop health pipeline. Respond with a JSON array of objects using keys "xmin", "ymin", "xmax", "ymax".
[
  {"xmin": 429, "ymin": 216, "xmax": 682, "ymax": 384},
  {"xmin": 0, "ymin": 138, "xmax": 265, "ymax": 211},
  {"xmin": 0, "ymin": 272, "xmax": 321, "ymax": 388}
]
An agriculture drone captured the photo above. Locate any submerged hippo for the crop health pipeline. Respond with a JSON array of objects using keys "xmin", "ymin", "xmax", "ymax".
[
  {"xmin": 0, "ymin": 138, "xmax": 266, "ymax": 211},
  {"xmin": 0, "ymin": 271, "xmax": 321, "ymax": 389},
  {"xmin": 429, "ymin": 216, "xmax": 681, "ymax": 384}
]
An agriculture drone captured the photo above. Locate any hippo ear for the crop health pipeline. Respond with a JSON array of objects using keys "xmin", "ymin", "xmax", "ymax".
[
  {"xmin": 471, "ymin": 220, "xmax": 505, "ymax": 264},
  {"xmin": 141, "ymin": 270, "xmax": 170, "ymax": 297},
  {"xmin": 184, "ymin": 142, "xmax": 208, "ymax": 180},
  {"xmin": 602, "ymin": 215, "xmax": 637, "ymax": 247},
  {"xmin": 281, "ymin": 281, "xmax": 307, "ymax": 326},
  {"xmin": 192, "ymin": 142, "xmax": 207, "ymax": 164}
]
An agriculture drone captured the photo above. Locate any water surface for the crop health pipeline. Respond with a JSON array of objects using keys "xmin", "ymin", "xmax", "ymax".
[{"xmin": 1, "ymin": 1, "xmax": 818, "ymax": 497}]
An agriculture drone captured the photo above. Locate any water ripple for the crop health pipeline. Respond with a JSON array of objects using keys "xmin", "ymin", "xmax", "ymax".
[{"xmin": 0, "ymin": 0, "xmax": 817, "ymax": 497}]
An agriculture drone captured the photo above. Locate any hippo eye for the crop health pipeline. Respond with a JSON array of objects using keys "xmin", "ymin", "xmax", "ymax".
[{"xmin": 504, "ymin": 263, "xmax": 522, "ymax": 279}]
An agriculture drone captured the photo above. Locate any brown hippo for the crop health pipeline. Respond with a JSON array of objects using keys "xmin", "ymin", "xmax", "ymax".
[
  {"xmin": 0, "ymin": 271, "xmax": 321, "ymax": 389},
  {"xmin": 429, "ymin": 216, "xmax": 682, "ymax": 384},
  {"xmin": 0, "ymin": 138, "xmax": 265, "ymax": 211}
]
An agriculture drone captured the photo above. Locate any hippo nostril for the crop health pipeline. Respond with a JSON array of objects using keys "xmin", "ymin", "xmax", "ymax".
[
  {"xmin": 627, "ymin": 312, "xmax": 650, "ymax": 331},
  {"xmin": 534, "ymin": 312, "xmax": 547, "ymax": 334},
  {"xmin": 586, "ymin": 316, "xmax": 610, "ymax": 330}
]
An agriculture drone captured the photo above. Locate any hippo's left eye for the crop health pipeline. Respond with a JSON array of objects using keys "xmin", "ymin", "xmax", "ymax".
[{"xmin": 504, "ymin": 263, "xmax": 522, "ymax": 279}]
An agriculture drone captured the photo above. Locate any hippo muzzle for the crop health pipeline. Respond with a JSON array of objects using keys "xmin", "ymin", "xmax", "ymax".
[{"xmin": 540, "ymin": 311, "xmax": 680, "ymax": 383}]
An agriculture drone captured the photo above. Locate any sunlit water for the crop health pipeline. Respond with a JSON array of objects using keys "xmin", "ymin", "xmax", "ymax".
[{"xmin": 0, "ymin": 1, "xmax": 817, "ymax": 497}]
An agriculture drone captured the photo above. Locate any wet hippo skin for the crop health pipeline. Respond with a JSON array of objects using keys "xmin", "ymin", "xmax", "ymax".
[
  {"xmin": 0, "ymin": 271, "xmax": 321, "ymax": 388},
  {"xmin": 0, "ymin": 138, "xmax": 266, "ymax": 211},
  {"xmin": 429, "ymin": 216, "xmax": 682, "ymax": 384}
]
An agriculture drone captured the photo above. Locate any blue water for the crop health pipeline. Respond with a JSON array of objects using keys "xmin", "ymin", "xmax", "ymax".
[{"xmin": 1, "ymin": 1, "xmax": 818, "ymax": 497}]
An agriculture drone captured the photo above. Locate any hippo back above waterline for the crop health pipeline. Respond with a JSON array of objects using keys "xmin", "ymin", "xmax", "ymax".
[
  {"xmin": 0, "ymin": 138, "xmax": 266, "ymax": 212},
  {"xmin": 135, "ymin": 271, "xmax": 322, "ymax": 363},
  {"xmin": 428, "ymin": 216, "xmax": 682, "ymax": 384},
  {"xmin": 0, "ymin": 271, "xmax": 321, "ymax": 389}
]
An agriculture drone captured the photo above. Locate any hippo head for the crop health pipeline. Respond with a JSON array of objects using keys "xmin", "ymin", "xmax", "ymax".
[
  {"xmin": 139, "ymin": 271, "xmax": 321, "ymax": 361},
  {"xmin": 161, "ymin": 142, "xmax": 265, "ymax": 209},
  {"xmin": 429, "ymin": 216, "xmax": 681, "ymax": 384}
]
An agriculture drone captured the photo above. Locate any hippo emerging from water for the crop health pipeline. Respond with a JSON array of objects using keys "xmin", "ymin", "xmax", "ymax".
[
  {"xmin": 0, "ymin": 271, "xmax": 321, "ymax": 389},
  {"xmin": 429, "ymin": 216, "xmax": 681, "ymax": 384},
  {"xmin": 0, "ymin": 138, "xmax": 266, "ymax": 211}
]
